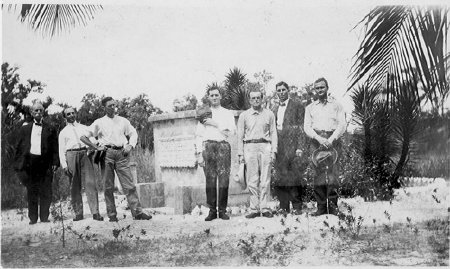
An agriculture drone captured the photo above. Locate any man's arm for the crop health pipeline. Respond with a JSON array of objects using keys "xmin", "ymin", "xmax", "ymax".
[
  {"xmin": 50, "ymin": 127, "xmax": 60, "ymax": 169},
  {"xmin": 58, "ymin": 130, "xmax": 67, "ymax": 169},
  {"xmin": 269, "ymin": 111, "xmax": 277, "ymax": 156},
  {"xmin": 237, "ymin": 113, "xmax": 245, "ymax": 162},
  {"xmin": 328, "ymin": 102, "xmax": 346, "ymax": 144},
  {"xmin": 194, "ymin": 122, "xmax": 205, "ymax": 166}
]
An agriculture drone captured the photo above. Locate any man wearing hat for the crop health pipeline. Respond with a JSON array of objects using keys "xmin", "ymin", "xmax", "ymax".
[
  {"xmin": 271, "ymin": 81, "xmax": 307, "ymax": 214},
  {"xmin": 59, "ymin": 107, "xmax": 103, "ymax": 221},
  {"xmin": 195, "ymin": 86, "xmax": 236, "ymax": 221},
  {"xmin": 304, "ymin": 78, "xmax": 346, "ymax": 216}
]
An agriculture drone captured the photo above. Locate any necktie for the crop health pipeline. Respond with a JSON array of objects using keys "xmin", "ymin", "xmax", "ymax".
[
  {"xmin": 71, "ymin": 124, "xmax": 82, "ymax": 148},
  {"xmin": 34, "ymin": 121, "xmax": 42, "ymax": 126},
  {"xmin": 279, "ymin": 102, "xmax": 286, "ymax": 106}
]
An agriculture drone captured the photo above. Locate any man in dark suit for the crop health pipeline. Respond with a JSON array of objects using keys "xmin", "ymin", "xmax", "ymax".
[
  {"xmin": 272, "ymin": 81, "xmax": 307, "ymax": 214},
  {"xmin": 14, "ymin": 102, "xmax": 59, "ymax": 224}
]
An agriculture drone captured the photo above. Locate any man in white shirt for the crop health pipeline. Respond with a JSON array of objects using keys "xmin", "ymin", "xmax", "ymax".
[
  {"xmin": 304, "ymin": 77, "xmax": 346, "ymax": 216},
  {"xmin": 195, "ymin": 86, "xmax": 236, "ymax": 221},
  {"xmin": 59, "ymin": 107, "xmax": 103, "ymax": 221},
  {"xmin": 80, "ymin": 97, "xmax": 151, "ymax": 222},
  {"xmin": 14, "ymin": 102, "xmax": 59, "ymax": 224}
]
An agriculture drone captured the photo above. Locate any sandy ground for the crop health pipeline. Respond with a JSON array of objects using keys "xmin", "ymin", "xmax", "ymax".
[{"xmin": 1, "ymin": 177, "xmax": 448, "ymax": 266}]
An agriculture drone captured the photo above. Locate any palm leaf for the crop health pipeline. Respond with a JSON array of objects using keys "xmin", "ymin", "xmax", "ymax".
[
  {"xmin": 9, "ymin": 4, "xmax": 102, "ymax": 37},
  {"xmin": 349, "ymin": 6, "xmax": 448, "ymax": 114}
]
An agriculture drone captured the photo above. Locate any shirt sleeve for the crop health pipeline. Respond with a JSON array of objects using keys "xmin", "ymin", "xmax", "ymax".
[
  {"xmin": 329, "ymin": 102, "xmax": 347, "ymax": 142},
  {"xmin": 303, "ymin": 104, "xmax": 317, "ymax": 139},
  {"xmin": 85, "ymin": 120, "xmax": 98, "ymax": 138},
  {"xmin": 269, "ymin": 111, "xmax": 278, "ymax": 154},
  {"xmin": 58, "ymin": 129, "xmax": 67, "ymax": 169},
  {"xmin": 195, "ymin": 122, "xmax": 205, "ymax": 153},
  {"xmin": 237, "ymin": 113, "xmax": 245, "ymax": 155},
  {"xmin": 124, "ymin": 118, "xmax": 138, "ymax": 148}
]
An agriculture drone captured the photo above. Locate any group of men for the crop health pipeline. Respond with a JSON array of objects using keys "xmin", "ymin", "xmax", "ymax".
[
  {"xmin": 14, "ymin": 97, "xmax": 151, "ymax": 225},
  {"xmin": 196, "ymin": 77, "xmax": 346, "ymax": 221},
  {"xmin": 13, "ymin": 77, "xmax": 345, "ymax": 225}
]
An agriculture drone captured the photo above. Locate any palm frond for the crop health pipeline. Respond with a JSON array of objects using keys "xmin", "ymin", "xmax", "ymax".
[
  {"xmin": 13, "ymin": 4, "xmax": 102, "ymax": 37},
  {"xmin": 349, "ymin": 6, "xmax": 449, "ymax": 114}
]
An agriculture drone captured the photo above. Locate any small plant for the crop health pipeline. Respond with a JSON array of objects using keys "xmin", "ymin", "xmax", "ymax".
[{"xmin": 238, "ymin": 233, "xmax": 292, "ymax": 266}]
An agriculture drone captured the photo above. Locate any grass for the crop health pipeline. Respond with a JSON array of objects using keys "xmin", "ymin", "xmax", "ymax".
[{"xmin": 2, "ymin": 216, "xmax": 448, "ymax": 267}]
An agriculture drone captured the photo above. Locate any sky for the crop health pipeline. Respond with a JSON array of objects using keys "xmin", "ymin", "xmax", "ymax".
[{"xmin": 2, "ymin": 0, "xmax": 447, "ymax": 115}]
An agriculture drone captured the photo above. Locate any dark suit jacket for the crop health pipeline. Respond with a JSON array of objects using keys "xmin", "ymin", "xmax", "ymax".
[
  {"xmin": 272, "ymin": 99, "xmax": 307, "ymax": 186},
  {"xmin": 14, "ymin": 122, "xmax": 59, "ymax": 172}
]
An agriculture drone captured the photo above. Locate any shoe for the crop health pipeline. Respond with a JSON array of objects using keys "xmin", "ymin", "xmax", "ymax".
[
  {"xmin": 41, "ymin": 219, "xmax": 50, "ymax": 223},
  {"xmin": 262, "ymin": 211, "xmax": 273, "ymax": 218},
  {"xmin": 311, "ymin": 207, "xmax": 327, "ymax": 216},
  {"xmin": 135, "ymin": 212, "xmax": 152, "ymax": 220},
  {"xmin": 219, "ymin": 212, "xmax": 230, "ymax": 220},
  {"xmin": 73, "ymin": 215, "xmax": 84, "ymax": 221},
  {"xmin": 29, "ymin": 220, "xmax": 37, "ymax": 225},
  {"xmin": 245, "ymin": 212, "xmax": 260, "ymax": 219},
  {"xmin": 93, "ymin": 214, "xmax": 104, "ymax": 221},
  {"xmin": 329, "ymin": 206, "xmax": 339, "ymax": 216},
  {"xmin": 109, "ymin": 216, "xmax": 119, "ymax": 222},
  {"xmin": 205, "ymin": 211, "xmax": 217, "ymax": 221}
]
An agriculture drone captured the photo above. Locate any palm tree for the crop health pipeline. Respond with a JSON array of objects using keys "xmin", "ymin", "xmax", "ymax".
[
  {"xmin": 6, "ymin": 4, "xmax": 102, "ymax": 37},
  {"xmin": 349, "ymin": 6, "xmax": 448, "ymax": 115},
  {"xmin": 222, "ymin": 67, "xmax": 249, "ymax": 110}
]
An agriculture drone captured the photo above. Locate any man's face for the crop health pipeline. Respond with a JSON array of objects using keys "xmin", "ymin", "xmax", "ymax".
[
  {"xmin": 64, "ymin": 108, "xmax": 76, "ymax": 124},
  {"xmin": 208, "ymin": 89, "xmax": 221, "ymax": 107},
  {"xmin": 105, "ymin": 100, "xmax": 117, "ymax": 117},
  {"xmin": 314, "ymin": 81, "xmax": 328, "ymax": 99},
  {"xmin": 249, "ymin": 91, "xmax": 263, "ymax": 109},
  {"xmin": 31, "ymin": 104, "xmax": 44, "ymax": 122},
  {"xmin": 276, "ymin": 85, "xmax": 289, "ymax": 103}
]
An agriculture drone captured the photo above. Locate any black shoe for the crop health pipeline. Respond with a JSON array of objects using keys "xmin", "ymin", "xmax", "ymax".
[
  {"xmin": 219, "ymin": 212, "xmax": 230, "ymax": 220},
  {"xmin": 329, "ymin": 207, "xmax": 339, "ymax": 216},
  {"xmin": 93, "ymin": 214, "xmax": 104, "ymax": 221},
  {"xmin": 245, "ymin": 212, "xmax": 260, "ymax": 219},
  {"xmin": 291, "ymin": 209, "xmax": 302, "ymax": 215},
  {"xmin": 41, "ymin": 219, "xmax": 50, "ymax": 223},
  {"xmin": 109, "ymin": 216, "xmax": 119, "ymax": 222},
  {"xmin": 135, "ymin": 212, "xmax": 152, "ymax": 220},
  {"xmin": 29, "ymin": 220, "xmax": 37, "ymax": 225},
  {"xmin": 73, "ymin": 215, "xmax": 84, "ymax": 221},
  {"xmin": 262, "ymin": 211, "xmax": 273, "ymax": 218},
  {"xmin": 205, "ymin": 212, "xmax": 217, "ymax": 221}
]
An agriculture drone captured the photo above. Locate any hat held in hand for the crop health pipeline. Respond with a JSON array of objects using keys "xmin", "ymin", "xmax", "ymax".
[
  {"xmin": 196, "ymin": 105, "xmax": 212, "ymax": 124},
  {"xmin": 233, "ymin": 162, "xmax": 246, "ymax": 189},
  {"xmin": 311, "ymin": 148, "xmax": 338, "ymax": 167}
]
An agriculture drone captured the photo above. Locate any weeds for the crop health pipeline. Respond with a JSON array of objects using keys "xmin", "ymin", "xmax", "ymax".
[{"xmin": 238, "ymin": 233, "xmax": 291, "ymax": 266}]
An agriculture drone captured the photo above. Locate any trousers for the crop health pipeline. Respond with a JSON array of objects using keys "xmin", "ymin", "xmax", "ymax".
[
  {"xmin": 101, "ymin": 149, "xmax": 142, "ymax": 217},
  {"xmin": 244, "ymin": 143, "xmax": 272, "ymax": 213},
  {"xmin": 202, "ymin": 140, "xmax": 231, "ymax": 213},
  {"xmin": 66, "ymin": 150, "xmax": 99, "ymax": 216}
]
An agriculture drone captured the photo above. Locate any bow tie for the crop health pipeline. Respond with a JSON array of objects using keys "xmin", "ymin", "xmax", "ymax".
[
  {"xmin": 279, "ymin": 102, "xmax": 286, "ymax": 107},
  {"xmin": 34, "ymin": 122, "xmax": 42, "ymax": 126}
]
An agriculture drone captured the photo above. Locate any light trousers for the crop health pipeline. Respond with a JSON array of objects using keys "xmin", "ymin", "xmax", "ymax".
[{"xmin": 244, "ymin": 143, "xmax": 272, "ymax": 213}]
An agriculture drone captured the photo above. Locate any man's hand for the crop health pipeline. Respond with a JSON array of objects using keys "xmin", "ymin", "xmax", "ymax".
[
  {"xmin": 63, "ymin": 167, "xmax": 72, "ymax": 178},
  {"xmin": 220, "ymin": 129, "xmax": 231, "ymax": 138},
  {"xmin": 123, "ymin": 144, "xmax": 133, "ymax": 157},
  {"xmin": 238, "ymin": 155, "xmax": 245, "ymax": 164},
  {"xmin": 196, "ymin": 154, "xmax": 205, "ymax": 167},
  {"xmin": 316, "ymin": 136, "xmax": 331, "ymax": 148},
  {"xmin": 270, "ymin": 152, "xmax": 276, "ymax": 163},
  {"xmin": 52, "ymin": 165, "xmax": 58, "ymax": 172},
  {"xmin": 203, "ymin": 119, "xmax": 219, "ymax": 128},
  {"xmin": 295, "ymin": 149, "xmax": 303, "ymax": 157}
]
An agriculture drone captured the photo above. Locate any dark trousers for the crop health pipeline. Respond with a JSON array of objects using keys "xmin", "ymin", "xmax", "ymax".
[
  {"xmin": 311, "ymin": 134, "xmax": 341, "ymax": 212},
  {"xmin": 203, "ymin": 141, "xmax": 231, "ymax": 213},
  {"xmin": 26, "ymin": 155, "xmax": 52, "ymax": 222},
  {"xmin": 275, "ymin": 186, "xmax": 303, "ymax": 212}
]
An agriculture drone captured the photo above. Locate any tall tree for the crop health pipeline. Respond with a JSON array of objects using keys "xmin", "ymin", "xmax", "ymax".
[{"xmin": 222, "ymin": 68, "xmax": 249, "ymax": 110}]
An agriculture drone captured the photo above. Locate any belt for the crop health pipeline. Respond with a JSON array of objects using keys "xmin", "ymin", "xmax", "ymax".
[
  {"xmin": 105, "ymin": 145, "xmax": 123, "ymax": 150},
  {"xmin": 66, "ymin": 147, "xmax": 87, "ymax": 152},
  {"xmin": 205, "ymin": 140, "xmax": 228, "ymax": 144},
  {"xmin": 314, "ymin": 130, "xmax": 335, "ymax": 139},
  {"xmin": 243, "ymin": 138, "xmax": 270, "ymax": 144}
]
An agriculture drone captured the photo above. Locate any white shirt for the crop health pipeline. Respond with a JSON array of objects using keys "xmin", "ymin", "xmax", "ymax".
[
  {"xmin": 195, "ymin": 106, "xmax": 236, "ymax": 153},
  {"xmin": 87, "ymin": 115, "xmax": 138, "ymax": 148},
  {"xmin": 276, "ymin": 99, "xmax": 290, "ymax": 131},
  {"xmin": 58, "ymin": 122, "xmax": 90, "ymax": 169},
  {"xmin": 304, "ymin": 96, "xmax": 346, "ymax": 142},
  {"xmin": 29, "ymin": 122, "xmax": 42, "ymax": 155}
]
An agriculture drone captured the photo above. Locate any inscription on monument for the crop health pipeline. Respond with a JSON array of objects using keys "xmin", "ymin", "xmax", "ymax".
[{"xmin": 159, "ymin": 135, "xmax": 196, "ymax": 168}]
